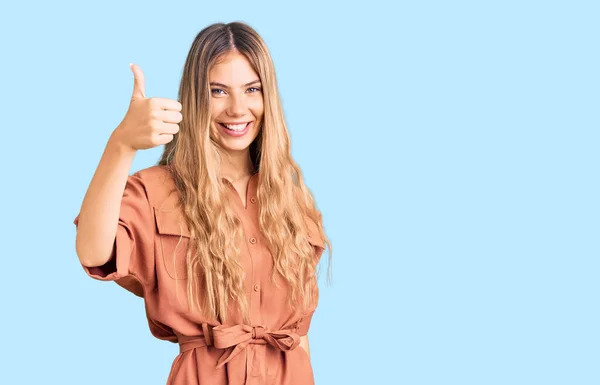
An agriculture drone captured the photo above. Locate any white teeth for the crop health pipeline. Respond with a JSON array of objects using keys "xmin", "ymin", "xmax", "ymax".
[{"xmin": 224, "ymin": 123, "xmax": 248, "ymax": 131}]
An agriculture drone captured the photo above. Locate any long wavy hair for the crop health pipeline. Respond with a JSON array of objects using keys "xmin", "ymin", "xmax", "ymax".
[{"xmin": 156, "ymin": 22, "xmax": 331, "ymax": 324}]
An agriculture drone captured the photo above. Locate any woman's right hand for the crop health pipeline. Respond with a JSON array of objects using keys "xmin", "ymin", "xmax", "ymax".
[{"xmin": 113, "ymin": 63, "xmax": 183, "ymax": 151}]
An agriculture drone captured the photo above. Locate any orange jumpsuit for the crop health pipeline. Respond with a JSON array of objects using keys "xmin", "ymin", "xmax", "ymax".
[{"xmin": 73, "ymin": 166, "xmax": 325, "ymax": 385}]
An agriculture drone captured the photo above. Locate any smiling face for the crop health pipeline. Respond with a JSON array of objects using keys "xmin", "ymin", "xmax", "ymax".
[{"xmin": 209, "ymin": 51, "xmax": 264, "ymax": 157}]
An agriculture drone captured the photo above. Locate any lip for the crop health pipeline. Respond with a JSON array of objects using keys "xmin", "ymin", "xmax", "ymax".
[{"xmin": 219, "ymin": 121, "xmax": 252, "ymax": 125}]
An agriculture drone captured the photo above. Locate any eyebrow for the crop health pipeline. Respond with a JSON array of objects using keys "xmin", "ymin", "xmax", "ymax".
[{"xmin": 209, "ymin": 80, "xmax": 261, "ymax": 88}]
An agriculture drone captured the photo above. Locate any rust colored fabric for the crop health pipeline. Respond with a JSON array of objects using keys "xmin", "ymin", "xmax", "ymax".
[{"xmin": 73, "ymin": 166, "xmax": 325, "ymax": 385}]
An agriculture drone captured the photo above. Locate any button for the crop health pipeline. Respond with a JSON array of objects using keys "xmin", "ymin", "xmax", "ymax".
[
  {"xmin": 250, "ymin": 197, "xmax": 256, "ymax": 204},
  {"xmin": 253, "ymin": 284, "xmax": 260, "ymax": 292},
  {"xmin": 249, "ymin": 237, "xmax": 257, "ymax": 244}
]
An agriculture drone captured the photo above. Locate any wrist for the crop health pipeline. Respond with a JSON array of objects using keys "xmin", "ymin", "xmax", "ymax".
[{"xmin": 108, "ymin": 127, "xmax": 137, "ymax": 156}]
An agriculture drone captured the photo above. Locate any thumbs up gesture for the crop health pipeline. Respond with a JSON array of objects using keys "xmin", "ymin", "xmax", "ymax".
[{"xmin": 114, "ymin": 63, "xmax": 183, "ymax": 151}]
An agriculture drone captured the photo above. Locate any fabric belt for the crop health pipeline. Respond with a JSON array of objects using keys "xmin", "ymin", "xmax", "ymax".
[{"xmin": 178, "ymin": 322, "xmax": 302, "ymax": 370}]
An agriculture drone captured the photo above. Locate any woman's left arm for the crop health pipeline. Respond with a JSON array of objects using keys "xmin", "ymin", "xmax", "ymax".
[{"xmin": 299, "ymin": 335, "xmax": 310, "ymax": 358}]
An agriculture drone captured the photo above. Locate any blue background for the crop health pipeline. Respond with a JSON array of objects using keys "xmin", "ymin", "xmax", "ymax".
[{"xmin": 1, "ymin": 0, "xmax": 598, "ymax": 384}]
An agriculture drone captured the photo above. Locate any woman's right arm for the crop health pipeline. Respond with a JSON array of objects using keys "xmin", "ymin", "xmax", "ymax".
[
  {"xmin": 74, "ymin": 63, "xmax": 182, "ymax": 268},
  {"xmin": 74, "ymin": 132, "xmax": 137, "ymax": 267}
]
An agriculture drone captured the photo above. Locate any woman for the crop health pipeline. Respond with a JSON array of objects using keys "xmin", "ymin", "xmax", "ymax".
[{"xmin": 73, "ymin": 22, "xmax": 331, "ymax": 385}]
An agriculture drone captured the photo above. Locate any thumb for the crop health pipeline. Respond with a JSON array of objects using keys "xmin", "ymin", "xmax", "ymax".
[{"xmin": 130, "ymin": 63, "xmax": 146, "ymax": 100}]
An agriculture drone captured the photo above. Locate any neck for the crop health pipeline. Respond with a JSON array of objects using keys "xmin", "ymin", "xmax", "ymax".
[{"xmin": 221, "ymin": 149, "xmax": 255, "ymax": 181}]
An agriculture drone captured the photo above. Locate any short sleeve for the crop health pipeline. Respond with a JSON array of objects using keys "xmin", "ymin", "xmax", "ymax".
[
  {"xmin": 73, "ymin": 173, "xmax": 155, "ymax": 297},
  {"xmin": 304, "ymin": 210, "xmax": 326, "ymax": 262}
]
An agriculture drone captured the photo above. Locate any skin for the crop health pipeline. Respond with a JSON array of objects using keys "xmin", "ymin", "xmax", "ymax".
[
  {"xmin": 75, "ymin": 64, "xmax": 182, "ymax": 267},
  {"xmin": 209, "ymin": 50, "xmax": 263, "ymax": 204},
  {"xmin": 208, "ymin": 51, "xmax": 311, "ymax": 358}
]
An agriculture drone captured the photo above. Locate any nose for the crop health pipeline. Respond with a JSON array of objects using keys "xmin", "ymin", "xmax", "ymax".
[{"xmin": 227, "ymin": 94, "xmax": 247, "ymax": 116}]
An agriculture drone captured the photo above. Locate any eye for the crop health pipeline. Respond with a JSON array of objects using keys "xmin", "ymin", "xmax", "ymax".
[{"xmin": 248, "ymin": 87, "xmax": 261, "ymax": 93}]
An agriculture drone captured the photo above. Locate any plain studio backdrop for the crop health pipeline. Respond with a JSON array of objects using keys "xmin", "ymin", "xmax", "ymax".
[{"xmin": 1, "ymin": 0, "xmax": 598, "ymax": 384}]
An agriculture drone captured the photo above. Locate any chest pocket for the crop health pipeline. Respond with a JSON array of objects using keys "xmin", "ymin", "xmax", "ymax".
[{"xmin": 153, "ymin": 207, "xmax": 191, "ymax": 280}]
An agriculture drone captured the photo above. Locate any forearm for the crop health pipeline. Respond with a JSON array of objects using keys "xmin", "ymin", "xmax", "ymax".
[
  {"xmin": 299, "ymin": 335, "xmax": 310, "ymax": 359},
  {"xmin": 74, "ymin": 129, "xmax": 137, "ymax": 267}
]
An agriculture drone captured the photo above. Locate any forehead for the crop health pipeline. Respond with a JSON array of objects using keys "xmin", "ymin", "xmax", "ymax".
[{"xmin": 209, "ymin": 51, "xmax": 259, "ymax": 85}]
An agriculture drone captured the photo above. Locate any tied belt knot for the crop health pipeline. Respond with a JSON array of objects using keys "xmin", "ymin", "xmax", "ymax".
[
  {"xmin": 178, "ymin": 323, "xmax": 301, "ymax": 369},
  {"xmin": 251, "ymin": 325, "xmax": 265, "ymax": 340}
]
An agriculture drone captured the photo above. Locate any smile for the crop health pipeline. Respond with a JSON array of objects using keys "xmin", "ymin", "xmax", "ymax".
[
  {"xmin": 218, "ymin": 122, "xmax": 251, "ymax": 131},
  {"xmin": 218, "ymin": 121, "xmax": 253, "ymax": 137}
]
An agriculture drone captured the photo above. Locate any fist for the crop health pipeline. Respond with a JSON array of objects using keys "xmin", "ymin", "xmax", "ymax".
[{"xmin": 114, "ymin": 63, "xmax": 183, "ymax": 151}]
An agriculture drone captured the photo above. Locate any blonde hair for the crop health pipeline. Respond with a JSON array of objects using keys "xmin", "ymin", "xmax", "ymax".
[{"xmin": 157, "ymin": 22, "xmax": 331, "ymax": 324}]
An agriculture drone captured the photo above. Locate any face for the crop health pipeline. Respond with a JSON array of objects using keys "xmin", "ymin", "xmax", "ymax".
[{"xmin": 209, "ymin": 51, "xmax": 264, "ymax": 156}]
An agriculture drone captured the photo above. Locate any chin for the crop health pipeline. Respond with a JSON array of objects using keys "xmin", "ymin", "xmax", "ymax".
[{"xmin": 222, "ymin": 143, "xmax": 253, "ymax": 152}]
